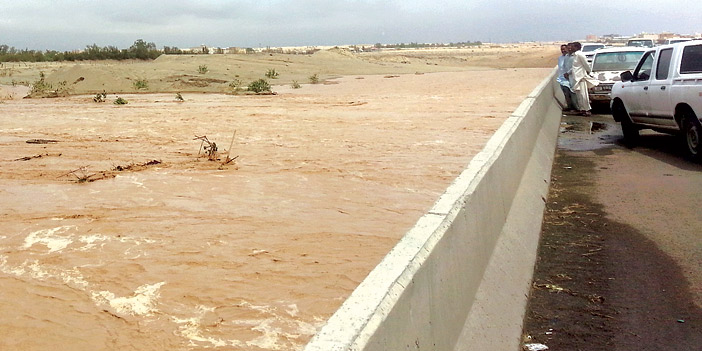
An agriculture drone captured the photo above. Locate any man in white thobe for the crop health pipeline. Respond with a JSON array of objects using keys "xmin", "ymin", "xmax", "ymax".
[
  {"xmin": 567, "ymin": 42, "xmax": 599, "ymax": 116},
  {"xmin": 557, "ymin": 44, "xmax": 578, "ymax": 111}
]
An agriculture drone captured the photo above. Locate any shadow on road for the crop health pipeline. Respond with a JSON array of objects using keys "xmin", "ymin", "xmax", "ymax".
[
  {"xmin": 561, "ymin": 112, "xmax": 702, "ymax": 171},
  {"xmin": 617, "ymin": 132, "xmax": 702, "ymax": 171},
  {"xmin": 523, "ymin": 110, "xmax": 702, "ymax": 350},
  {"xmin": 522, "ymin": 151, "xmax": 702, "ymax": 351}
]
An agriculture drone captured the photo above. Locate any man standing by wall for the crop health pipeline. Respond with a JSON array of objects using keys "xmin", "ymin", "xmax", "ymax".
[
  {"xmin": 557, "ymin": 44, "xmax": 578, "ymax": 112},
  {"xmin": 566, "ymin": 42, "xmax": 598, "ymax": 116}
]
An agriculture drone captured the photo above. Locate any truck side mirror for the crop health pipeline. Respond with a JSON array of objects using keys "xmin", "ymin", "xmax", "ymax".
[{"xmin": 620, "ymin": 71, "xmax": 634, "ymax": 82}]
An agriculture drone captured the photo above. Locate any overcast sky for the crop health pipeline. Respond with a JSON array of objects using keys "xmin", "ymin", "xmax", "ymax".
[{"xmin": 1, "ymin": 0, "xmax": 701, "ymax": 51}]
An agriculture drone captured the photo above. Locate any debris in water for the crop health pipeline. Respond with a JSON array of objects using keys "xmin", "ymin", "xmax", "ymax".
[
  {"xmin": 26, "ymin": 139, "xmax": 58, "ymax": 144},
  {"xmin": 13, "ymin": 153, "xmax": 61, "ymax": 161},
  {"xmin": 589, "ymin": 121, "xmax": 607, "ymax": 134}
]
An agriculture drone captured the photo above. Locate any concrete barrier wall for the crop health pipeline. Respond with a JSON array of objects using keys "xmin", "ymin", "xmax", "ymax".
[{"xmin": 304, "ymin": 70, "xmax": 562, "ymax": 351}]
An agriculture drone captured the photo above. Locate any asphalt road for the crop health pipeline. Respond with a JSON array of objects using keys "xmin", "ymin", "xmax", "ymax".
[{"xmin": 522, "ymin": 110, "xmax": 702, "ymax": 350}]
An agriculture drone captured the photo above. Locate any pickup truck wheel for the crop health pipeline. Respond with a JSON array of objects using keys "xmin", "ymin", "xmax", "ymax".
[
  {"xmin": 682, "ymin": 116, "xmax": 702, "ymax": 162},
  {"xmin": 620, "ymin": 116, "xmax": 639, "ymax": 147},
  {"xmin": 613, "ymin": 101, "xmax": 639, "ymax": 147}
]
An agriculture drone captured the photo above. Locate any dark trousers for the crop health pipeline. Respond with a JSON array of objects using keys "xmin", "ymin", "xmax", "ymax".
[{"xmin": 560, "ymin": 85, "xmax": 578, "ymax": 110}]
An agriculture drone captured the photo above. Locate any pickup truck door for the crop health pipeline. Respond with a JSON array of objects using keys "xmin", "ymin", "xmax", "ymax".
[
  {"xmin": 623, "ymin": 50, "xmax": 656, "ymax": 121},
  {"xmin": 646, "ymin": 47, "xmax": 677, "ymax": 127}
]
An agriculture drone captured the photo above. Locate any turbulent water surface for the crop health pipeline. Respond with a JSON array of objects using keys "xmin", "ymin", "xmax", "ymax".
[{"xmin": 0, "ymin": 69, "xmax": 549, "ymax": 350}]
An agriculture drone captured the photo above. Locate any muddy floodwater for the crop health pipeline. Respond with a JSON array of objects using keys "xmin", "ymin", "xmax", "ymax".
[{"xmin": 0, "ymin": 69, "xmax": 550, "ymax": 350}]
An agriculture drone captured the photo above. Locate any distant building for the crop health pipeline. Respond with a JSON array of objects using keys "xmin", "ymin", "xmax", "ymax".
[
  {"xmin": 224, "ymin": 47, "xmax": 248, "ymax": 54},
  {"xmin": 182, "ymin": 45, "xmax": 209, "ymax": 54},
  {"xmin": 586, "ymin": 34, "xmax": 599, "ymax": 42},
  {"xmin": 584, "ymin": 31, "xmax": 702, "ymax": 46},
  {"xmin": 637, "ymin": 32, "xmax": 660, "ymax": 41},
  {"xmin": 600, "ymin": 34, "xmax": 629, "ymax": 45}
]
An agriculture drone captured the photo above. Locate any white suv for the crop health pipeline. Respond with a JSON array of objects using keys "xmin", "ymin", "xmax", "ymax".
[
  {"xmin": 589, "ymin": 47, "xmax": 646, "ymax": 106},
  {"xmin": 581, "ymin": 42, "xmax": 606, "ymax": 63},
  {"xmin": 610, "ymin": 41, "xmax": 702, "ymax": 160}
]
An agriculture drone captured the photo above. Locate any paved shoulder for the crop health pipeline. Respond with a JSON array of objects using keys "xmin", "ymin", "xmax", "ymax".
[{"xmin": 522, "ymin": 113, "xmax": 702, "ymax": 350}]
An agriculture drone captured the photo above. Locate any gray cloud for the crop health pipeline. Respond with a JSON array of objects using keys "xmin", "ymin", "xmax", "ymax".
[{"xmin": 1, "ymin": 0, "xmax": 700, "ymax": 51}]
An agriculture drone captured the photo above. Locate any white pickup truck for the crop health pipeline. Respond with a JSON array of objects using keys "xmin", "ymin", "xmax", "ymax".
[{"xmin": 610, "ymin": 41, "xmax": 702, "ymax": 161}]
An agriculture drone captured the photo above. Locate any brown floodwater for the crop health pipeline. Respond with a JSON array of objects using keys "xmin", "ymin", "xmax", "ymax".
[{"xmin": 0, "ymin": 69, "xmax": 550, "ymax": 350}]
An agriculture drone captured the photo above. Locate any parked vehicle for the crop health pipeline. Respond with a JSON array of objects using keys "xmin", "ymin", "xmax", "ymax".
[
  {"xmin": 610, "ymin": 41, "xmax": 702, "ymax": 160},
  {"xmin": 663, "ymin": 38, "xmax": 693, "ymax": 45},
  {"xmin": 588, "ymin": 47, "xmax": 646, "ymax": 106},
  {"xmin": 627, "ymin": 38, "xmax": 655, "ymax": 48},
  {"xmin": 581, "ymin": 42, "xmax": 606, "ymax": 63}
]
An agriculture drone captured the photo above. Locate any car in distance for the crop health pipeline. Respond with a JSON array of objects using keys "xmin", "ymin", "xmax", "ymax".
[
  {"xmin": 581, "ymin": 42, "xmax": 606, "ymax": 63},
  {"xmin": 627, "ymin": 38, "xmax": 655, "ymax": 48},
  {"xmin": 610, "ymin": 41, "xmax": 702, "ymax": 161},
  {"xmin": 663, "ymin": 38, "xmax": 693, "ymax": 45},
  {"xmin": 588, "ymin": 47, "xmax": 646, "ymax": 106}
]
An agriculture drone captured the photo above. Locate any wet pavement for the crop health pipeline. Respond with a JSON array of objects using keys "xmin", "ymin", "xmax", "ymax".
[
  {"xmin": 557, "ymin": 110, "xmax": 621, "ymax": 152},
  {"xmin": 523, "ymin": 108, "xmax": 702, "ymax": 350}
]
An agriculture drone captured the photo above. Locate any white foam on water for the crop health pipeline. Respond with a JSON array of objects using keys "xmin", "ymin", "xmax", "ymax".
[
  {"xmin": 121, "ymin": 236, "xmax": 157, "ymax": 259},
  {"xmin": 248, "ymin": 319, "xmax": 284, "ymax": 350},
  {"xmin": 77, "ymin": 234, "xmax": 110, "ymax": 251},
  {"xmin": 59, "ymin": 267, "xmax": 91, "ymax": 289},
  {"xmin": 2, "ymin": 249, "xmax": 318, "ymax": 350},
  {"xmin": 0, "ymin": 256, "xmax": 91, "ymax": 290},
  {"xmin": 171, "ymin": 305, "xmax": 241, "ymax": 348},
  {"xmin": 284, "ymin": 303, "xmax": 299, "ymax": 317},
  {"xmin": 286, "ymin": 318, "xmax": 321, "ymax": 341},
  {"xmin": 23, "ymin": 226, "xmax": 75, "ymax": 253},
  {"xmin": 92, "ymin": 282, "xmax": 166, "ymax": 316},
  {"xmin": 233, "ymin": 301, "xmax": 322, "ymax": 350},
  {"xmin": 115, "ymin": 174, "xmax": 147, "ymax": 189},
  {"xmin": 0, "ymin": 255, "xmax": 23, "ymax": 276},
  {"xmin": 25, "ymin": 260, "xmax": 51, "ymax": 279},
  {"xmin": 20, "ymin": 227, "xmax": 154, "ymax": 255},
  {"xmin": 245, "ymin": 317, "xmax": 319, "ymax": 349},
  {"xmin": 0, "ymin": 259, "xmax": 50, "ymax": 279}
]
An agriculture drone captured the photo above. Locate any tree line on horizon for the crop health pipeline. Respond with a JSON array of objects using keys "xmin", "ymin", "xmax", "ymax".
[
  {"xmin": 1, "ymin": 39, "xmax": 487, "ymax": 63},
  {"xmin": 374, "ymin": 41, "xmax": 483, "ymax": 49},
  {"xmin": 0, "ymin": 39, "xmax": 169, "ymax": 62}
]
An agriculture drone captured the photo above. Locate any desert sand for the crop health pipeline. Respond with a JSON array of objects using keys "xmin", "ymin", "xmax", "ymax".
[{"xmin": 0, "ymin": 45, "xmax": 556, "ymax": 350}]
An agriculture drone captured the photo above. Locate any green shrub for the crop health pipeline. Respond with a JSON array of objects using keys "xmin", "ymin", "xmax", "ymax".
[
  {"xmin": 198, "ymin": 65, "xmax": 209, "ymax": 74},
  {"xmin": 229, "ymin": 79, "xmax": 242, "ymax": 89},
  {"xmin": 133, "ymin": 79, "xmax": 148, "ymax": 90},
  {"xmin": 29, "ymin": 71, "xmax": 52, "ymax": 96},
  {"xmin": 265, "ymin": 68, "xmax": 279, "ymax": 79},
  {"xmin": 55, "ymin": 81, "xmax": 70, "ymax": 95},
  {"xmin": 93, "ymin": 91, "xmax": 107, "ymax": 102},
  {"xmin": 291, "ymin": 80, "xmax": 301, "ymax": 89},
  {"xmin": 248, "ymin": 79, "xmax": 271, "ymax": 93},
  {"xmin": 175, "ymin": 92, "xmax": 184, "ymax": 101},
  {"xmin": 308, "ymin": 73, "xmax": 319, "ymax": 84},
  {"xmin": 28, "ymin": 72, "xmax": 71, "ymax": 97},
  {"xmin": 114, "ymin": 96, "xmax": 128, "ymax": 105}
]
